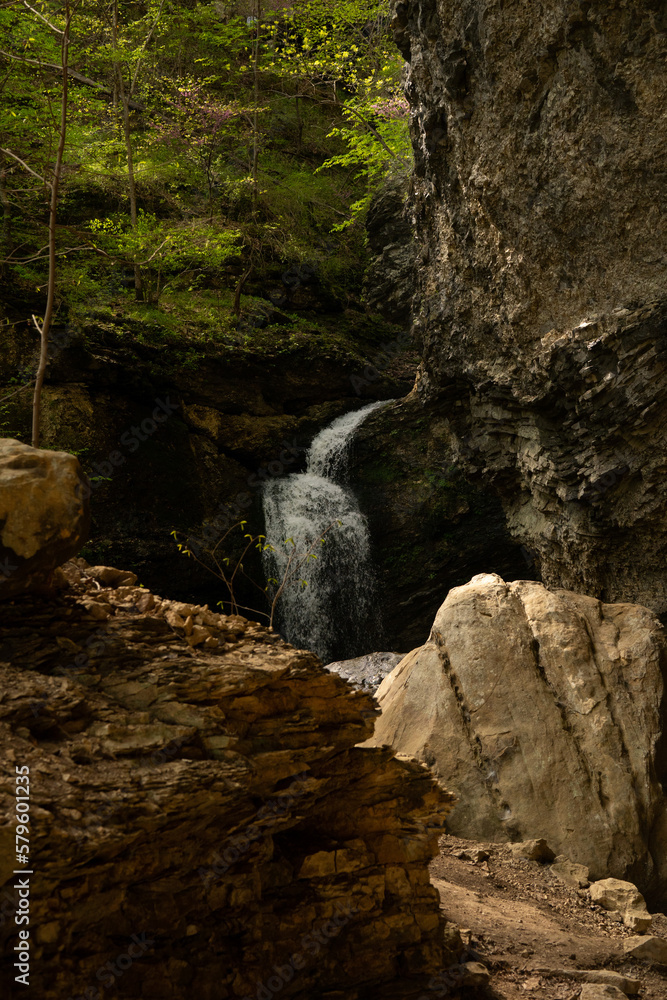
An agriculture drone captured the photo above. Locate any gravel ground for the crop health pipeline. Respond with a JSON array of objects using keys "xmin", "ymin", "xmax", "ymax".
[{"xmin": 429, "ymin": 835, "xmax": 667, "ymax": 999}]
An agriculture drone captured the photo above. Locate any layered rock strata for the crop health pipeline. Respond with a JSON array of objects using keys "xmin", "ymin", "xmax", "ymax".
[
  {"xmin": 0, "ymin": 562, "xmax": 454, "ymax": 999},
  {"xmin": 364, "ymin": 574, "xmax": 667, "ymax": 905},
  {"xmin": 395, "ymin": 0, "xmax": 667, "ymax": 614}
]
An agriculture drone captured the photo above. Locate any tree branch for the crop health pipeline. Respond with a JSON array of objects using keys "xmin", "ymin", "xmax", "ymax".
[
  {"xmin": 0, "ymin": 147, "xmax": 46, "ymax": 184},
  {"xmin": 32, "ymin": 2, "xmax": 71, "ymax": 448},
  {"xmin": 0, "ymin": 50, "xmax": 145, "ymax": 109},
  {"xmin": 129, "ymin": 0, "xmax": 165, "ymax": 96},
  {"xmin": 21, "ymin": 0, "xmax": 64, "ymax": 34}
]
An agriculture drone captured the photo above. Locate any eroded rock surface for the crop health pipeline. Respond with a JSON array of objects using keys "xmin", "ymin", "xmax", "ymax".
[
  {"xmin": 364, "ymin": 574, "xmax": 667, "ymax": 902},
  {"xmin": 0, "ymin": 562, "xmax": 454, "ymax": 999},
  {"xmin": 396, "ymin": 0, "xmax": 667, "ymax": 614},
  {"xmin": 0, "ymin": 438, "xmax": 89, "ymax": 599}
]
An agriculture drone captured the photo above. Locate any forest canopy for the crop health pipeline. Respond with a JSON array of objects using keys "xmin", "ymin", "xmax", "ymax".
[{"xmin": 0, "ymin": 0, "xmax": 411, "ymax": 338}]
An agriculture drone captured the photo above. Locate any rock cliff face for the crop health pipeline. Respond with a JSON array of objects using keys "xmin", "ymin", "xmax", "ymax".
[
  {"xmin": 395, "ymin": 0, "xmax": 667, "ymax": 614},
  {"xmin": 0, "ymin": 562, "xmax": 454, "ymax": 1000},
  {"xmin": 350, "ymin": 396, "xmax": 535, "ymax": 651},
  {"xmin": 363, "ymin": 179, "xmax": 415, "ymax": 325},
  {"xmin": 365, "ymin": 575, "xmax": 667, "ymax": 906}
]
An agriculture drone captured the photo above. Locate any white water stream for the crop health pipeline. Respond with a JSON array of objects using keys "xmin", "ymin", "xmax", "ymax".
[{"xmin": 261, "ymin": 400, "xmax": 392, "ymax": 661}]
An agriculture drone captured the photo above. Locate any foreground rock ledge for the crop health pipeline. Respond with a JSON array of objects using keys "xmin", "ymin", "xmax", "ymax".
[
  {"xmin": 0, "ymin": 562, "xmax": 454, "ymax": 999},
  {"xmin": 365, "ymin": 574, "xmax": 667, "ymax": 903}
]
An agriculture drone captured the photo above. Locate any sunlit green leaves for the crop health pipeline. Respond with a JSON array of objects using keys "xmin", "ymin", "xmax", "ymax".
[{"xmin": 88, "ymin": 210, "xmax": 241, "ymax": 302}]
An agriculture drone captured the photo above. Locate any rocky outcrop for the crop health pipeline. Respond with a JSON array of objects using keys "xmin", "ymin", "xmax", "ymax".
[
  {"xmin": 0, "ymin": 562, "xmax": 454, "ymax": 999},
  {"xmin": 0, "ymin": 439, "xmax": 89, "ymax": 598},
  {"xmin": 0, "ymin": 314, "xmax": 414, "ymax": 609},
  {"xmin": 351, "ymin": 396, "xmax": 536, "ymax": 650},
  {"xmin": 395, "ymin": 0, "xmax": 667, "ymax": 616},
  {"xmin": 364, "ymin": 574, "xmax": 667, "ymax": 904}
]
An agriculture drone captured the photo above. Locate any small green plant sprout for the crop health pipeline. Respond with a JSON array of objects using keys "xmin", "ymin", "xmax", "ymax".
[
  {"xmin": 261, "ymin": 520, "xmax": 340, "ymax": 627},
  {"xmin": 171, "ymin": 519, "xmax": 341, "ymax": 629}
]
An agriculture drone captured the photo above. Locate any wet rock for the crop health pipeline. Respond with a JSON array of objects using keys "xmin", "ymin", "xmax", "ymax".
[
  {"xmin": 324, "ymin": 651, "xmax": 404, "ymax": 692},
  {"xmin": 351, "ymin": 396, "xmax": 534, "ymax": 650}
]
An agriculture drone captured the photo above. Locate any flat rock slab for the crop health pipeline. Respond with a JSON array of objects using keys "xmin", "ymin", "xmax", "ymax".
[
  {"xmin": 579, "ymin": 986, "xmax": 627, "ymax": 999},
  {"xmin": 623, "ymin": 936, "xmax": 667, "ymax": 964},
  {"xmin": 545, "ymin": 969, "xmax": 641, "ymax": 995}
]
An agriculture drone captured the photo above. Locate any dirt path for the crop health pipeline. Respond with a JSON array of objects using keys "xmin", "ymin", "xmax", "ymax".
[{"xmin": 429, "ymin": 836, "xmax": 667, "ymax": 999}]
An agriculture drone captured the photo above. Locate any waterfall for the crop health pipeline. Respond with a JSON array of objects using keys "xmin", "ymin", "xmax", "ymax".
[{"xmin": 261, "ymin": 400, "xmax": 392, "ymax": 661}]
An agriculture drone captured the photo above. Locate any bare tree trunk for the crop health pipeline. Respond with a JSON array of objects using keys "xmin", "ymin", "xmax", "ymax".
[
  {"xmin": 232, "ymin": 265, "xmax": 253, "ymax": 316},
  {"xmin": 295, "ymin": 85, "xmax": 302, "ymax": 153},
  {"xmin": 113, "ymin": 0, "xmax": 143, "ymax": 301},
  {"xmin": 32, "ymin": 2, "xmax": 71, "ymax": 449},
  {"xmin": 0, "ymin": 158, "xmax": 10, "ymax": 275},
  {"xmin": 251, "ymin": 0, "xmax": 261, "ymax": 216}
]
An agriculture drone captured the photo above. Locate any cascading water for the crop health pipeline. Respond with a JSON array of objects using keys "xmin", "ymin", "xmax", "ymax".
[{"xmin": 261, "ymin": 400, "xmax": 392, "ymax": 661}]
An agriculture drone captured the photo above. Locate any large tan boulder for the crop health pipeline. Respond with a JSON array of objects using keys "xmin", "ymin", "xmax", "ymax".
[
  {"xmin": 589, "ymin": 878, "xmax": 651, "ymax": 933},
  {"xmin": 0, "ymin": 438, "xmax": 89, "ymax": 598},
  {"xmin": 364, "ymin": 574, "xmax": 667, "ymax": 896}
]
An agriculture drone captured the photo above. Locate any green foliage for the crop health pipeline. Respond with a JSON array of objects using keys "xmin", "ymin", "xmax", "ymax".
[
  {"xmin": 89, "ymin": 211, "xmax": 240, "ymax": 302},
  {"xmin": 0, "ymin": 0, "xmax": 411, "ymax": 329},
  {"xmin": 317, "ymin": 101, "xmax": 412, "ymax": 226}
]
